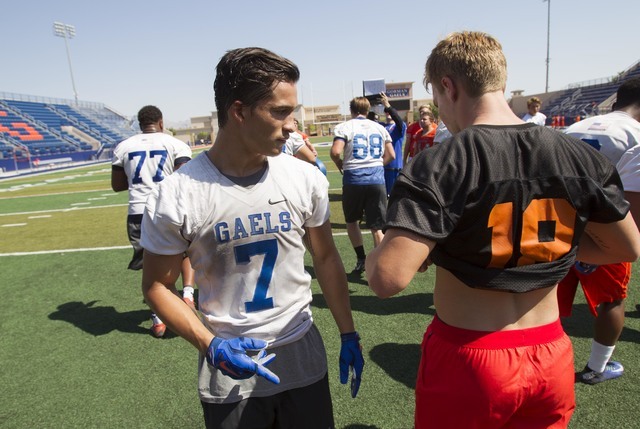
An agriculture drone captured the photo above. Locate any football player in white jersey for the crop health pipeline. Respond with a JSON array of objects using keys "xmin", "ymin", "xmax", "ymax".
[
  {"xmin": 282, "ymin": 130, "xmax": 329, "ymax": 176},
  {"xmin": 111, "ymin": 105, "xmax": 194, "ymax": 337},
  {"xmin": 331, "ymin": 97, "xmax": 395, "ymax": 275},
  {"xmin": 140, "ymin": 48, "xmax": 363, "ymax": 429},
  {"xmin": 282, "ymin": 130, "xmax": 316, "ymax": 162},
  {"xmin": 559, "ymin": 76, "xmax": 640, "ymax": 384},
  {"xmin": 522, "ymin": 96, "xmax": 547, "ymax": 126}
]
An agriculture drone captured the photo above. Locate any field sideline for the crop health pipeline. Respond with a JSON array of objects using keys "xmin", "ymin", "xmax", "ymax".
[{"xmin": 2, "ymin": 147, "xmax": 640, "ymax": 428}]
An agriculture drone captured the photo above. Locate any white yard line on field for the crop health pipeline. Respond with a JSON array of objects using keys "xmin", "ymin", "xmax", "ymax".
[
  {"xmin": 0, "ymin": 188, "xmax": 114, "ymax": 199},
  {"xmin": 0, "ymin": 232, "xmax": 350, "ymax": 257},
  {"xmin": 0, "ymin": 203, "xmax": 128, "ymax": 217}
]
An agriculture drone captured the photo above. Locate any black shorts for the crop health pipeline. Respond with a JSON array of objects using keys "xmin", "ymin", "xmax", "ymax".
[
  {"xmin": 201, "ymin": 373, "xmax": 334, "ymax": 429},
  {"xmin": 126, "ymin": 214, "xmax": 144, "ymax": 271},
  {"xmin": 342, "ymin": 184, "xmax": 387, "ymax": 230}
]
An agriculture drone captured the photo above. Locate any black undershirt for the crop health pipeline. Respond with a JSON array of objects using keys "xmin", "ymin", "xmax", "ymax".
[{"xmin": 221, "ymin": 163, "xmax": 268, "ymax": 187}]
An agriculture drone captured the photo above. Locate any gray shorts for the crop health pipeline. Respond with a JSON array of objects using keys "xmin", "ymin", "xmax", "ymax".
[
  {"xmin": 199, "ymin": 324, "xmax": 333, "ymax": 428},
  {"xmin": 200, "ymin": 373, "xmax": 334, "ymax": 429}
]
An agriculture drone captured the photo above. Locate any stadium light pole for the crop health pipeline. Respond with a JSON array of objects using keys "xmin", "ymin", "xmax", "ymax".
[
  {"xmin": 53, "ymin": 21, "xmax": 79, "ymax": 103},
  {"xmin": 543, "ymin": 0, "xmax": 551, "ymax": 93}
]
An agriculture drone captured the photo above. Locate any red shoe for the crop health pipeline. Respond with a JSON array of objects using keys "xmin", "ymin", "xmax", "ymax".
[
  {"xmin": 151, "ymin": 317, "xmax": 166, "ymax": 338},
  {"xmin": 151, "ymin": 322, "xmax": 166, "ymax": 338}
]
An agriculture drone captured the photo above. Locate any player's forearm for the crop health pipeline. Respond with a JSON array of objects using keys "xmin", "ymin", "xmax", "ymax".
[
  {"xmin": 366, "ymin": 229, "xmax": 433, "ymax": 298},
  {"xmin": 330, "ymin": 153, "xmax": 343, "ymax": 171},
  {"xmin": 402, "ymin": 139, "xmax": 411, "ymax": 164},
  {"xmin": 143, "ymin": 282, "xmax": 214, "ymax": 352},
  {"xmin": 141, "ymin": 251, "xmax": 213, "ymax": 352},
  {"xmin": 384, "ymin": 105, "xmax": 404, "ymax": 129},
  {"xmin": 314, "ymin": 255, "xmax": 356, "ymax": 333},
  {"xmin": 577, "ymin": 213, "xmax": 640, "ymax": 264},
  {"xmin": 366, "ymin": 246, "xmax": 409, "ymax": 298},
  {"xmin": 383, "ymin": 144, "xmax": 396, "ymax": 166},
  {"xmin": 294, "ymin": 145, "xmax": 317, "ymax": 163}
]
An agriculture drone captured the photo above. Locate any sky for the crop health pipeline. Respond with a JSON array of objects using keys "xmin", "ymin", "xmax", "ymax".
[{"xmin": 2, "ymin": 0, "xmax": 639, "ymax": 127}]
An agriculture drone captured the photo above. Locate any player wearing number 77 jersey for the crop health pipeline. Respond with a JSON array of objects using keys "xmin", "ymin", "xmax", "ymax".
[
  {"xmin": 140, "ymin": 48, "xmax": 363, "ymax": 429},
  {"xmin": 111, "ymin": 105, "xmax": 194, "ymax": 338},
  {"xmin": 366, "ymin": 31, "xmax": 640, "ymax": 429}
]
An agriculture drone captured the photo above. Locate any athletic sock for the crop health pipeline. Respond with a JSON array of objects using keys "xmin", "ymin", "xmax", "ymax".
[
  {"xmin": 183, "ymin": 285, "xmax": 195, "ymax": 298},
  {"xmin": 354, "ymin": 245, "xmax": 366, "ymax": 260},
  {"xmin": 151, "ymin": 313, "xmax": 163, "ymax": 325},
  {"xmin": 587, "ymin": 340, "xmax": 615, "ymax": 373}
]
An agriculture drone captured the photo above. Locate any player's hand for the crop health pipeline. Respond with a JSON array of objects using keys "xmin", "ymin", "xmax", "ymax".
[
  {"xmin": 339, "ymin": 332, "xmax": 364, "ymax": 398},
  {"xmin": 206, "ymin": 337, "xmax": 280, "ymax": 384},
  {"xmin": 575, "ymin": 261, "xmax": 598, "ymax": 275},
  {"xmin": 380, "ymin": 92, "xmax": 390, "ymax": 108}
]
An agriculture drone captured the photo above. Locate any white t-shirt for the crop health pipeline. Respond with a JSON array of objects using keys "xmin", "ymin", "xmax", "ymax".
[
  {"xmin": 141, "ymin": 152, "xmax": 330, "ymax": 347},
  {"xmin": 112, "ymin": 132, "xmax": 191, "ymax": 215},
  {"xmin": 433, "ymin": 120, "xmax": 452, "ymax": 143},
  {"xmin": 617, "ymin": 145, "xmax": 640, "ymax": 192},
  {"xmin": 522, "ymin": 112, "xmax": 547, "ymax": 126},
  {"xmin": 564, "ymin": 111, "xmax": 640, "ymax": 164},
  {"xmin": 333, "ymin": 117, "xmax": 391, "ymax": 171},
  {"xmin": 282, "ymin": 131, "xmax": 306, "ymax": 155}
]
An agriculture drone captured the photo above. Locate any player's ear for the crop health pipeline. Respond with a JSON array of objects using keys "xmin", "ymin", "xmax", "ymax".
[
  {"xmin": 229, "ymin": 100, "xmax": 245, "ymax": 124},
  {"xmin": 441, "ymin": 76, "xmax": 457, "ymax": 102}
]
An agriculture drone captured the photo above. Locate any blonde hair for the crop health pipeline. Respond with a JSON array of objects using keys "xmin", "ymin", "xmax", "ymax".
[
  {"xmin": 424, "ymin": 31, "xmax": 507, "ymax": 98},
  {"xmin": 420, "ymin": 109, "xmax": 435, "ymax": 121},
  {"xmin": 350, "ymin": 97, "xmax": 371, "ymax": 116},
  {"xmin": 527, "ymin": 97, "xmax": 542, "ymax": 107}
]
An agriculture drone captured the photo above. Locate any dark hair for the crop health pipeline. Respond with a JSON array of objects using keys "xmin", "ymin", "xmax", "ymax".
[
  {"xmin": 615, "ymin": 77, "xmax": 640, "ymax": 109},
  {"xmin": 137, "ymin": 105, "xmax": 162, "ymax": 127},
  {"xmin": 214, "ymin": 47, "xmax": 300, "ymax": 127}
]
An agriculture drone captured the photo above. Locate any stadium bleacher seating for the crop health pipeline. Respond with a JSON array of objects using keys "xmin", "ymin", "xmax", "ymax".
[
  {"xmin": 541, "ymin": 61, "xmax": 640, "ymax": 127},
  {"xmin": 0, "ymin": 93, "xmax": 136, "ymax": 172}
]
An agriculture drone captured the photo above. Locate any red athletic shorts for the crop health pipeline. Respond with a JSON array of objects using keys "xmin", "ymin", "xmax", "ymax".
[
  {"xmin": 415, "ymin": 316, "xmax": 575, "ymax": 429},
  {"xmin": 557, "ymin": 262, "xmax": 630, "ymax": 317}
]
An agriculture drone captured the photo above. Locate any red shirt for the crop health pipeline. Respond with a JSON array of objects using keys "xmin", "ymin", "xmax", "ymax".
[{"xmin": 410, "ymin": 124, "xmax": 438, "ymax": 156}]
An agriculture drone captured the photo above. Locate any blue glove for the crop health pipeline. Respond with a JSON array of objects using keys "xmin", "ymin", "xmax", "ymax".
[
  {"xmin": 206, "ymin": 337, "xmax": 280, "ymax": 384},
  {"xmin": 575, "ymin": 261, "xmax": 598, "ymax": 275},
  {"xmin": 340, "ymin": 332, "xmax": 364, "ymax": 398}
]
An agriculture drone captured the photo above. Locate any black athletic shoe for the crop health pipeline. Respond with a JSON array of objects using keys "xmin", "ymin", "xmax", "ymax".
[
  {"xmin": 352, "ymin": 258, "xmax": 366, "ymax": 275},
  {"xmin": 575, "ymin": 361, "xmax": 624, "ymax": 385}
]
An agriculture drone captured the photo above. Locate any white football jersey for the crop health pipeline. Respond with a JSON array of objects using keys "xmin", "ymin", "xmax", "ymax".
[
  {"xmin": 334, "ymin": 117, "xmax": 391, "ymax": 171},
  {"xmin": 617, "ymin": 144, "xmax": 640, "ymax": 192},
  {"xmin": 141, "ymin": 153, "xmax": 330, "ymax": 347},
  {"xmin": 522, "ymin": 112, "xmax": 547, "ymax": 126},
  {"xmin": 282, "ymin": 131, "xmax": 306, "ymax": 155},
  {"xmin": 564, "ymin": 111, "xmax": 640, "ymax": 164},
  {"xmin": 112, "ymin": 132, "xmax": 192, "ymax": 215}
]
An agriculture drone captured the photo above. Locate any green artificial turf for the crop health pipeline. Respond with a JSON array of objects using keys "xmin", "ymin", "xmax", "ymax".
[{"xmin": 1, "ymin": 155, "xmax": 639, "ymax": 428}]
